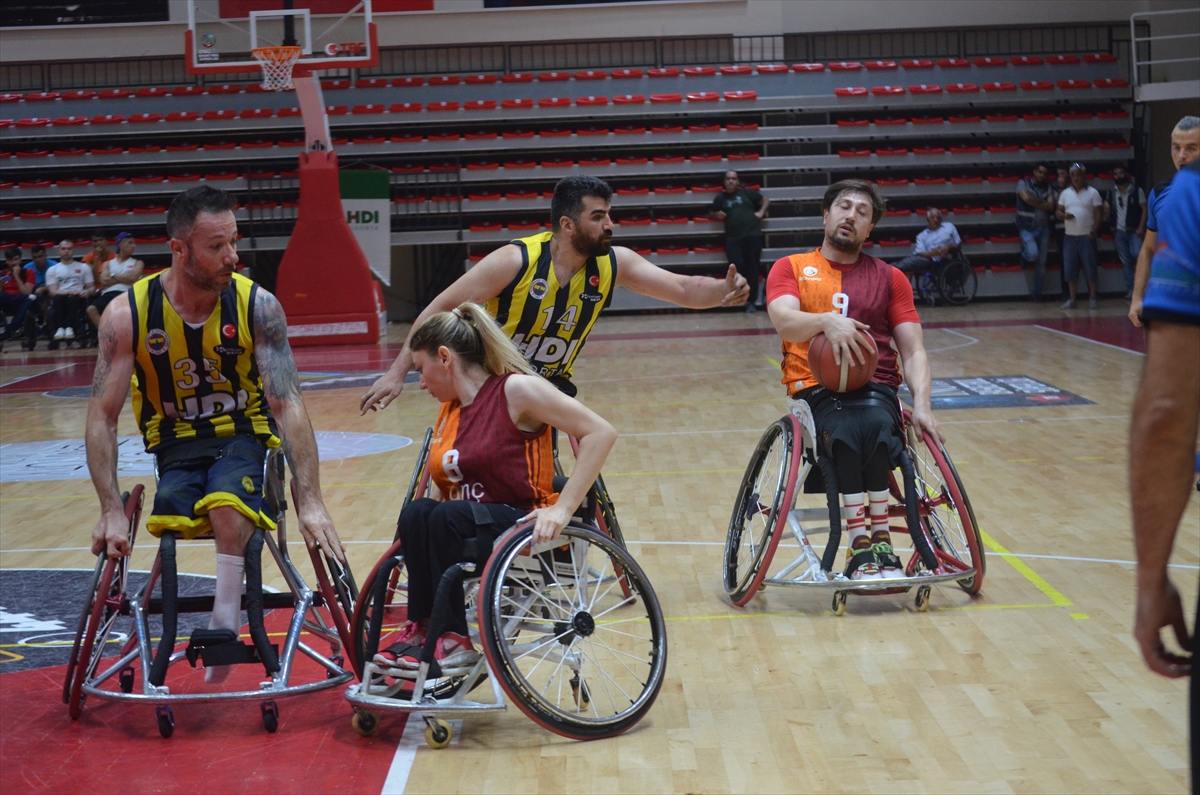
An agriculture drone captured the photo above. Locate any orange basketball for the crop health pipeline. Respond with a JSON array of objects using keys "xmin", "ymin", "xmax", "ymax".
[{"xmin": 808, "ymin": 331, "xmax": 879, "ymax": 392}]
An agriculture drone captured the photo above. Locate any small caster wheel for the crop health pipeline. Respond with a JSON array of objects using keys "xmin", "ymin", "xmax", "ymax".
[
  {"xmin": 351, "ymin": 708, "xmax": 379, "ymax": 737},
  {"xmin": 915, "ymin": 585, "xmax": 931, "ymax": 612},
  {"xmin": 831, "ymin": 591, "xmax": 846, "ymax": 617},
  {"xmin": 260, "ymin": 700, "xmax": 279, "ymax": 733},
  {"xmin": 155, "ymin": 706, "xmax": 174, "ymax": 739},
  {"xmin": 328, "ymin": 655, "xmax": 345, "ymax": 679},
  {"xmin": 570, "ymin": 674, "xmax": 590, "ymax": 710},
  {"xmin": 119, "ymin": 666, "xmax": 135, "ymax": 694},
  {"xmin": 424, "ymin": 717, "xmax": 452, "ymax": 749}
]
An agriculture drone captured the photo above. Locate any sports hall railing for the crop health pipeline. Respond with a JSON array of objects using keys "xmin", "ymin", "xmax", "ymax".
[{"xmin": 1130, "ymin": 8, "xmax": 1200, "ymax": 102}]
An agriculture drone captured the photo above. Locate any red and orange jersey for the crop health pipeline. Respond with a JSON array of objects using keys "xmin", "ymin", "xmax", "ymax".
[
  {"xmin": 428, "ymin": 373, "xmax": 558, "ymax": 510},
  {"xmin": 765, "ymin": 250, "xmax": 920, "ymax": 395}
]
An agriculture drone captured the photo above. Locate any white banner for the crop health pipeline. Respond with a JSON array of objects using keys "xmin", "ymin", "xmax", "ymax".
[{"xmin": 342, "ymin": 199, "xmax": 392, "ymax": 286}]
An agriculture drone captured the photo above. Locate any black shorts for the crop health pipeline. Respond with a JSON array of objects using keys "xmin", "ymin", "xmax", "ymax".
[
  {"xmin": 89, "ymin": 290, "xmax": 125, "ymax": 317},
  {"xmin": 148, "ymin": 435, "xmax": 276, "ymax": 539},
  {"xmin": 794, "ymin": 383, "xmax": 905, "ymax": 491}
]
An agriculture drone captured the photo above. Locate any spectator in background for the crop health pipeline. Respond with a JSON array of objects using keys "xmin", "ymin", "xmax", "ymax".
[
  {"xmin": 1056, "ymin": 163, "xmax": 1104, "ymax": 310},
  {"xmin": 1129, "ymin": 158, "xmax": 1199, "ymax": 783},
  {"xmin": 1, "ymin": 247, "xmax": 37, "ymax": 345},
  {"xmin": 890, "ymin": 207, "xmax": 961, "ymax": 276},
  {"xmin": 88, "ymin": 232, "xmax": 144, "ymax": 329},
  {"xmin": 1052, "ymin": 165, "xmax": 1070, "ymax": 278},
  {"xmin": 24, "ymin": 244, "xmax": 58, "ymax": 342},
  {"xmin": 1104, "ymin": 165, "xmax": 1147, "ymax": 300},
  {"xmin": 82, "ymin": 230, "xmax": 116, "ymax": 284},
  {"xmin": 1130, "ymin": 116, "xmax": 1200, "ymax": 327},
  {"xmin": 1016, "ymin": 163, "xmax": 1056, "ymax": 302},
  {"xmin": 45, "ymin": 239, "xmax": 94, "ymax": 348},
  {"xmin": 709, "ymin": 170, "xmax": 769, "ymax": 311}
]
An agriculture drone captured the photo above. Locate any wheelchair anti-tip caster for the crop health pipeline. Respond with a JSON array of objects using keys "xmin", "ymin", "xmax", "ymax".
[
  {"xmin": 424, "ymin": 717, "xmax": 452, "ymax": 749},
  {"xmin": 155, "ymin": 706, "xmax": 175, "ymax": 739},
  {"xmin": 261, "ymin": 700, "xmax": 279, "ymax": 733},
  {"xmin": 832, "ymin": 591, "xmax": 847, "ymax": 617},
  {"xmin": 915, "ymin": 585, "xmax": 932, "ymax": 612},
  {"xmin": 351, "ymin": 707, "xmax": 380, "ymax": 737},
  {"xmin": 119, "ymin": 666, "xmax": 134, "ymax": 694}
]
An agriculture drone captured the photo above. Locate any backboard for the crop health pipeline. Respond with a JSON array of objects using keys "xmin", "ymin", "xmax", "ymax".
[{"xmin": 186, "ymin": 1, "xmax": 377, "ymax": 76}]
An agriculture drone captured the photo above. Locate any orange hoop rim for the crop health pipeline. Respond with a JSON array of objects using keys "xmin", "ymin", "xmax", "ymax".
[{"xmin": 252, "ymin": 45, "xmax": 303, "ymax": 63}]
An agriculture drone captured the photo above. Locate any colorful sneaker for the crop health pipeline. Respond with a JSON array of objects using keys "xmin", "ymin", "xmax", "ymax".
[
  {"xmin": 432, "ymin": 632, "xmax": 479, "ymax": 670},
  {"xmin": 871, "ymin": 532, "xmax": 906, "ymax": 579},
  {"xmin": 845, "ymin": 546, "xmax": 883, "ymax": 581},
  {"xmin": 372, "ymin": 620, "xmax": 426, "ymax": 671}
]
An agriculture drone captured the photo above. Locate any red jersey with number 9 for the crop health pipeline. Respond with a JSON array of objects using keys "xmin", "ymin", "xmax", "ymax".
[
  {"xmin": 765, "ymin": 250, "xmax": 920, "ymax": 395},
  {"xmin": 428, "ymin": 373, "xmax": 558, "ymax": 510}
]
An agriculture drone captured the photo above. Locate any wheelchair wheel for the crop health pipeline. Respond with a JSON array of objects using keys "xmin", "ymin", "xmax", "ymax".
[
  {"xmin": 723, "ymin": 416, "xmax": 802, "ymax": 606},
  {"xmin": 66, "ymin": 485, "xmax": 143, "ymax": 719},
  {"xmin": 566, "ymin": 436, "xmax": 632, "ymax": 598},
  {"xmin": 937, "ymin": 261, "xmax": 977, "ymax": 306},
  {"xmin": 293, "ymin": 481, "xmax": 359, "ymax": 670},
  {"xmin": 400, "ymin": 428, "xmax": 433, "ymax": 518},
  {"xmin": 905, "ymin": 423, "xmax": 985, "ymax": 594},
  {"xmin": 478, "ymin": 522, "xmax": 667, "ymax": 741}
]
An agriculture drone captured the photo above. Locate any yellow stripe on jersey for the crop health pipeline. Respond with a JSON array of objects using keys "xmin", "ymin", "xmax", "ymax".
[{"xmin": 486, "ymin": 231, "xmax": 616, "ymax": 381}]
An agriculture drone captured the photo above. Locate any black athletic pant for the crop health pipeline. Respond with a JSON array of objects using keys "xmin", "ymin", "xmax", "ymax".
[
  {"xmin": 48, "ymin": 294, "xmax": 86, "ymax": 331},
  {"xmin": 725, "ymin": 236, "xmax": 763, "ymax": 303},
  {"xmin": 398, "ymin": 498, "xmax": 524, "ymax": 636}
]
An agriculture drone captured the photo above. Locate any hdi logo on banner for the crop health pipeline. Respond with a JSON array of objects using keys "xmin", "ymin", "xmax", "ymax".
[
  {"xmin": 347, "ymin": 210, "xmax": 381, "ymax": 225},
  {"xmin": 339, "ymin": 170, "xmax": 391, "ymax": 285}
]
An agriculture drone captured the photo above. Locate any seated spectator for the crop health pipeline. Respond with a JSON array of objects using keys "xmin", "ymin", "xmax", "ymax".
[
  {"xmin": 1104, "ymin": 165, "xmax": 1147, "ymax": 300},
  {"xmin": 1056, "ymin": 164, "xmax": 1104, "ymax": 310},
  {"xmin": 24, "ymin": 244, "xmax": 58, "ymax": 342},
  {"xmin": 1, "ymin": 247, "xmax": 37, "ymax": 344},
  {"xmin": 87, "ymin": 232, "xmax": 144, "ymax": 328},
  {"xmin": 890, "ymin": 207, "xmax": 961, "ymax": 276},
  {"xmin": 81, "ymin": 231, "xmax": 116, "ymax": 285},
  {"xmin": 45, "ymin": 239, "xmax": 94, "ymax": 348},
  {"xmin": 1016, "ymin": 163, "xmax": 1057, "ymax": 301}
]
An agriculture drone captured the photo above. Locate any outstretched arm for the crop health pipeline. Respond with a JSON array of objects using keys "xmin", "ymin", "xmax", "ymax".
[
  {"xmin": 86, "ymin": 295, "xmax": 136, "ymax": 557},
  {"xmin": 359, "ymin": 244, "xmax": 524, "ymax": 414},
  {"xmin": 254, "ymin": 289, "xmax": 345, "ymax": 561},
  {"xmin": 614, "ymin": 247, "xmax": 749, "ymax": 308}
]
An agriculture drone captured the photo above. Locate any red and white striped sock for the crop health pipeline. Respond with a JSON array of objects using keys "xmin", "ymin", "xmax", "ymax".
[
  {"xmin": 868, "ymin": 490, "xmax": 891, "ymax": 545},
  {"xmin": 843, "ymin": 492, "xmax": 868, "ymax": 551}
]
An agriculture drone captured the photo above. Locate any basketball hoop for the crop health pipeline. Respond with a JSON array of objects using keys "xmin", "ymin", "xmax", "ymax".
[{"xmin": 252, "ymin": 45, "xmax": 302, "ymax": 91}]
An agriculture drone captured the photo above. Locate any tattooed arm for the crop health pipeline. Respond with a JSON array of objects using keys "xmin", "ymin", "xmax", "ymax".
[
  {"xmin": 86, "ymin": 294, "xmax": 136, "ymax": 558},
  {"xmin": 253, "ymin": 289, "xmax": 345, "ymax": 561}
]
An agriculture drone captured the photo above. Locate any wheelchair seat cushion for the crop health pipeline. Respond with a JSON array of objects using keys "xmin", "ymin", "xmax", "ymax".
[{"xmin": 796, "ymin": 383, "xmax": 906, "ymax": 493}]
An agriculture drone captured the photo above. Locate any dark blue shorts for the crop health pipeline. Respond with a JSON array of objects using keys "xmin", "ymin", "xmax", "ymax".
[{"xmin": 147, "ymin": 436, "xmax": 276, "ymax": 539}]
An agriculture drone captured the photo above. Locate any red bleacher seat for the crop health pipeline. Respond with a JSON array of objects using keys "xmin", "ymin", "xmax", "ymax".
[
  {"xmin": 1046, "ymin": 55, "xmax": 1081, "ymax": 65},
  {"xmin": 576, "ymin": 126, "xmax": 608, "ymax": 136},
  {"xmin": 171, "ymin": 86, "xmax": 203, "ymax": 96},
  {"xmin": 575, "ymin": 70, "xmax": 606, "ymax": 80},
  {"xmin": 0, "ymin": 93, "xmax": 21, "ymax": 102},
  {"xmin": 578, "ymin": 157, "xmax": 611, "ymax": 167},
  {"xmin": 501, "ymin": 74, "xmax": 534, "ymax": 83},
  {"xmin": 52, "ymin": 116, "xmax": 88, "ymax": 126},
  {"xmin": 465, "ymin": 131, "xmax": 498, "ymax": 140},
  {"xmin": 879, "ymin": 238, "xmax": 911, "ymax": 247},
  {"xmin": 165, "ymin": 111, "xmax": 200, "ymax": 122},
  {"xmin": 651, "ymin": 124, "xmax": 683, "ymax": 133},
  {"xmin": 428, "ymin": 132, "xmax": 459, "ymax": 141},
  {"xmin": 1061, "ymin": 142, "xmax": 1093, "ymax": 151},
  {"xmin": 950, "ymin": 145, "xmax": 982, "ymax": 154},
  {"xmin": 949, "ymin": 114, "xmax": 981, "ymax": 123},
  {"xmin": 902, "ymin": 60, "xmax": 933, "ymax": 69},
  {"xmin": 428, "ymin": 101, "xmax": 460, "ymax": 111},
  {"xmin": 618, "ymin": 216, "xmax": 651, "ymax": 226},
  {"xmin": 91, "ymin": 114, "xmax": 125, "ymax": 124},
  {"xmin": 94, "ymin": 176, "xmax": 126, "ymax": 185},
  {"xmin": 576, "ymin": 95, "xmax": 608, "ymax": 106},
  {"xmin": 98, "ymin": 89, "xmax": 132, "ymax": 99},
  {"xmin": 16, "ymin": 149, "xmax": 49, "ymax": 157},
  {"xmin": 129, "ymin": 113, "xmax": 162, "ymax": 123},
  {"xmin": 961, "ymin": 236, "xmax": 986, "ymax": 245},
  {"xmin": 648, "ymin": 68, "xmax": 680, "ymax": 77},
  {"xmin": 871, "ymin": 85, "xmax": 905, "ymax": 95},
  {"xmin": 537, "ymin": 97, "xmax": 570, "ymax": 107},
  {"xmin": 391, "ymin": 164, "xmax": 424, "ymax": 174},
  {"xmin": 652, "ymin": 155, "xmax": 684, "ymax": 163},
  {"xmin": 469, "ymin": 222, "xmax": 502, "ymax": 232},
  {"xmin": 974, "ymin": 57, "xmax": 1007, "ymax": 67},
  {"xmin": 17, "ymin": 180, "xmax": 51, "ymax": 188},
  {"xmin": 203, "ymin": 141, "xmax": 236, "ymax": 150},
  {"xmin": 989, "ymin": 204, "xmax": 1016, "ymax": 213},
  {"xmin": 793, "ymin": 63, "xmax": 825, "ymax": 72},
  {"xmin": 355, "ymin": 78, "xmax": 389, "ymax": 88},
  {"xmin": 429, "ymin": 76, "xmax": 461, "ymax": 86},
  {"xmin": 207, "ymin": 84, "xmax": 243, "ymax": 94},
  {"xmin": 691, "ymin": 184, "xmax": 721, "ymax": 192},
  {"xmin": 838, "ymin": 148, "xmax": 871, "ymax": 157},
  {"xmin": 429, "ymin": 162, "xmax": 457, "ymax": 173},
  {"xmin": 96, "ymin": 207, "xmax": 131, "ymax": 216},
  {"xmin": 538, "ymin": 72, "xmax": 570, "ymax": 82},
  {"xmin": 500, "ymin": 99, "xmax": 533, "ymax": 109},
  {"xmin": 864, "ymin": 60, "xmax": 898, "ymax": 70},
  {"xmin": 468, "ymin": 192, "xmax": 501, "ymax": 201},
  {"xmin": 914, "ymin": 177, "xmax": 946, "ymax": 185},
  {"xmin": 834, "ymin": 87, "xmax": 867, "ymax": 97},
  {"xmin": 240, "ymin": 108, "xmax": 276, "ymax": 118},
  {"xmin": 16, "ymin": 118, "xmax": 50, "ymax": 127},
  {"xmin": 19, "ymin": 210, "xmax": 53, "ymax": 219},
  {"xmin": 885, "ymin": 208, "xmax": 911, "ymax": 216},
  {"xmin": 62, "ymin": 90, "xmax": 96, "ymax": 100},
  {"xmin": 651, "ymin": 93, "xmax": 683, "ymax": 103},
  {"xmin": 986, "ymin": 144, "xmax": 1019, "ymax": 153},
  {"xmin": 720, "ymin": 65, "xmax": 752, "ymax": 75},
  {"xmin": 1060, "ymin": 111, "xmax": 1092, "ymax": 120},
  {"xmin": 829, "ymin": 62, "xmax": 863, "ymax": 71},
  {"xmin": 508, "ymin": 221, "xmax": 542, "ymax": 231},
  {"xmin": 465, "ymin": 100, "xmax": 497, "ymax": 110},
  {"xmin": 909, "ymin": 84, "xmax": 942, "ymax": 94},
  {"xmin": 1057, "ymin": 79, "xmax": 1091, "ymax": 89},
  {"xmin": 686, "ymin": 92, "xmax": 719, "ymax": 101},
  {"xmin": 724, "ymin": 90, "xmax": 757, "ymax": 100},
  {"xmin": 658, "ymin": 215, "xmax": 689, "ymax": 224},
  {"xmin": 540, "ymin": 128, "xmax": 571, "ymax": 137},
  {"xmin": 501, "ymin": 129, "xmax": 534, "ymax": 138},
  {"xmin": 540, "ymin": 158, "xmax": 573, "ymax": 167},
  {"xmin": 1093, "ymin": 78, "xmax": 1128, "ymax": 89},
  {"xmin": 946, "ymin": 83, "xmax": 979, "ymax": 93},
  {"xmin": 938, "ymin": 58, "xmax": 969, "ymax": 68},
  {"xmin": 504, "ymin": 158, "xmax": 538, "ymax": 168},
  {"xmin": 326, "ymin": 105, "xmax": 349, "ymax": 115},
  {"xmin": 876, "ymin": 147, "xmax": 908, "ymax": 156},
  {"xmin": 686, "ymin": 122, "xmax": 718, "ymax": 131},
  {"xmin": 205, "ymin": 171, "xmax": 239, "ymax": 181},
  {"xmin": 167, "ymin": 143, "xmax": 200, "ymax": 151},
  {"xmin": 1097, "ymin": 109, "xmax": 1130, "ymax": 119},
  {"xmin": 726, "ymin": 122, "xmax": 757, "ymax": 130},
  {"xmin": 352, "ymin": 136, "xmax": 385, "ymax": 145},
  {"xmin": 613, "ymin": 94, "xmax": 645, "ymax": 104},
  {"xmin": 134, "ymin": 87, "xmax": 170, "ymax": 98},
  {"xmin": 914, "ymin": 146, "xmax": 945, "ymax": 155},
  {"xmin": 129, "ymin": 145, "xmax": 162, "ymax": 154},
  {"xmin": 352, "ymin": 104, "xmax": 386, "ymax": 114},
  {"xmin": 985, "ymin": 113, "xmax": 1018, "ymax": 122},
  {"xmin": 133, "ymin": 205, "xmax": 167, "ymax": 215},
  {"xmin": 202, "ymin": 110, "xmax": 237, "ymax": 120},
  {"xmin": 466, "ymin": 161, "xmax": 499, "ymax": 171},
  {"xmin": 755, "ymin": 64, "xmax": 788, "ymax": 74},
  {"xmin": 466, "ymin": 74, "xmax": 498, "ymax": 84},
  {"xmin": 690, "ymin": 153, "xmax": 722, "ymax": 161},
  {"xmin": 1085, "ymin": 53, "xmax": 1118, "ymax": 63},
  {"xmin": 1024, "ymin": 143, "xmax": 1056, "ymax": 152},
  {"xmin": 877, "ymin": 179, "xmax": 909, "ymax": 187},
  {"xmin": 58, "ymin": 209, "xmax": 91, "ymax": 217},
  {"xmin": 617, "ymin": 186, "xmax": 649, "ymax": 195},
  {"xmin": 874, "ymin": 117, "xmax": 906, "ymax": 125},
  {"xmin": 1011, "ymin": 56, "xmax": 1044, "ymax": 67},
  {"xmin": 837, "ymin": 119, "xmax": 869, "ymax": 126},
  {"xmin": 278, "ymin": 107, "xmax": 303, "ymax": 116},
  {"xmin": 983, "ymin": 82, "xmax": 1016, "ymax": 92},
  {"xmin": 657, "ymin": 246, "xmax": 688, "ymax": 255},
  {"xmin": 611, "ymin": 69, "xmax": 642, "ymax": 79},
  {"xmin": 1020, "ymin": 81, "xmax": 1053, "ymax": 90},
  {"xmin": 393, "ymin": 77, "xmax": 424, "ymax": 87},
  {"xmin": 614, "ymin": 125, "xmax": 646, "ymax": 134},
  {"xmin": 989, "ymin": 234, "xmax": 1021, "ymax": 243}
]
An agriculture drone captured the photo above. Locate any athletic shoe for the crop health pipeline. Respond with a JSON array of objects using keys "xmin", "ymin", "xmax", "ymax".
[
  {"xmin": 63, "ymin": 327, "xmax": 75, "ymax": 340},
  {"xmin": 1060, "ymin": 298, "xmax": 1076, "ymax": 310},
  {"xmin": 873, "ymin": 541, "xmax": 906, "ymax": 579},
  {"xmin": 1088, "ymin": 298, "xmax": 1098, "ymax": 310},
  {"xmin": 372, "ymin": 620, "xmax": 426, "ymax": 670},
  {"xmin": 53, "ymin": 327, "xmax": 66, "ymax": 340},
  {"xmin": 380, "ymin": 631, "xmax": 479, "ymax": 677},
  {"xmin": 845, "ymin": 547, "xmax": 883, "ymax": 581}
]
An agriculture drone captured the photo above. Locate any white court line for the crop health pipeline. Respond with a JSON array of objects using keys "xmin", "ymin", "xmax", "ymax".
[
  {"xmin": 1035, "ymin": 324, "xmax": 1145, "ymax": 356},
  {"xmin": 925, "ymin": 328, "xmax": 980, "ymax": 353},
  {"xmin": 381, "ymin": 717, "xmax": 461, "ymax": 795},
  {"xmin": 0, "ymin": 364, "xmax": 75, "ymax": 390}
]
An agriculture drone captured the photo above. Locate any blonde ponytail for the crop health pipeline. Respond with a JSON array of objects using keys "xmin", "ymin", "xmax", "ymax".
[{"xmin": 410, "ymin": 302, "xmax": 534, "ymax": 377}]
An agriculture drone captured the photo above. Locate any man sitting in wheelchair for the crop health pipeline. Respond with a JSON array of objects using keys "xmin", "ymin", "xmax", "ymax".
[
  {"xmin": 373, "ymin": 302, "xmax": 617, "ymax": 676},
  {"xmin": 764, "ymin": 180, "xmax": 945, "ymax": 582}
]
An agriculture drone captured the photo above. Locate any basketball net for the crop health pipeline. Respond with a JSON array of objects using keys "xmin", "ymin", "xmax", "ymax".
[{"xmin": 252, "ymin": 46, "xmax": 303, "ymax": 91}]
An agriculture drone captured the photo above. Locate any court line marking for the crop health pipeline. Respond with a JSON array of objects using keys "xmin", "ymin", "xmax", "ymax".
[
  {"xmin": 924, "ymin": 329, "xmax": 980, "ymax": 353},
  {"xmin": 0, "ymin": 364, "xmax": 75, "ymax": 391},
  {"xmin": 1034, "ymin": 324, "xmax": 1145, "ymax": 356},
  {"xmin": 979, "ymin": 530, "xmax": 1073, "ymax": 607}
]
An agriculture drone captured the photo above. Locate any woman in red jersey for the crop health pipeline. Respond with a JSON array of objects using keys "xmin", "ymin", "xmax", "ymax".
[{"xmin": 376, "ymin": 302, "xmax": 617, "ymax": 675}]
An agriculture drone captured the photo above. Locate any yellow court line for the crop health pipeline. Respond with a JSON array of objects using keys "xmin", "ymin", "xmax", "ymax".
[
  {"xmin": 980, "ymin": 530, "xmax": 1073, "ymax": 608},
  {"xmin": 766, "ymin": 356, "xmax": 782, "ymax": 371},
  {"xmin": 0, "ymin": 648, "xmax": 25, "ymax": 663}
]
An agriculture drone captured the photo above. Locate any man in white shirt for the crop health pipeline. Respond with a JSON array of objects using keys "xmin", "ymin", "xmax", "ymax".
[
  {"xmin": 45, "ymin": 239, "xmax": 95, "ymax": 348},
  {"xmin": 890, "ymin": 207, "xmax": 962, "ymax": 276},
  {"xmin": 1056, "ymin": 164, "xmax": 1104, "ymax": 310}
]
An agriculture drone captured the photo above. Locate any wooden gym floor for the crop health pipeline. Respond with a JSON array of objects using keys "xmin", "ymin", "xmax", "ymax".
[{"xmin": 0, "ymin": 298, "xmax": 1194, "ymax": 794}]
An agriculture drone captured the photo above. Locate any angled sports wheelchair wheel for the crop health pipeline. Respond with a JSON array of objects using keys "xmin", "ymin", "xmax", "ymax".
[
  {"xmin": 478, "ymin": 522, "xmax": 667, "ymax": 741},
  {"xmin": 723, "ymin": 416, "xmax": 803, "ymax": 605},
  {"xmin": 902, "ymin": 416, "xmax": 985, "ymax": 593},
  {"xmin": 292, "ymin": 481, "xmax": 359, "ymax": 670},
  {"xmin": 937, "ymin": 260, "xmax": 977, "ymax": 306},
  {"xmin": 401, "ymin": 428, "xmax": 433, "ymax": 516},
  {"xmin": 66, "ymin": 485, "xmax": 143, "ymax": 719},
  {"xmin": 565, "ymin": 435, "xmax": 632, "ymax": 598}
]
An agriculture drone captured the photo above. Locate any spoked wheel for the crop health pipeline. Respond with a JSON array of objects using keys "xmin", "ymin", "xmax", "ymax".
[
  {"xmin": 66, "ymin": 485, "xmax": 143, "ymax": 719},
  {"xmin": 905, "ymin": 420, "xmax": 985, "ymax": 594},
  {"xmin": 401, "ymin": 428, "xmax": 433, "ymax": 515},
  {"xmin": 295, "ymin": 481, "xmax": 359, "ymax": 671},
  {"xmin": 478, "ymin": 522, "xmax": 667, "ymax": 741},
  {"xmin": 723, "ymin": 416, "xmax": 803, "ymax": 606},
  {"xmin": 937, "ymin": 260, "xmax": 977, "ymax": 306},
  {"xmin": 567, "ymin": 437, "xmax": 632, "ymax": 598}
]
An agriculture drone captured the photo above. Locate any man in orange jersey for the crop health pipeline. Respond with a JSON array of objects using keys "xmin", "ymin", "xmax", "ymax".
[{"xmin": 765, "ymin": 179, "xmax": 943, "ymax": 581}]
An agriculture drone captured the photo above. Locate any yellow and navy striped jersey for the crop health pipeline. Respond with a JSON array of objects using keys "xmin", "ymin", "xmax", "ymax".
[
  {"xmin": 485, "ymin": 231, "xmax": 617, "ymax": 381},
  {"xmin": 129, "ymin": 271, "xmax": 279, "ymax": 453}
]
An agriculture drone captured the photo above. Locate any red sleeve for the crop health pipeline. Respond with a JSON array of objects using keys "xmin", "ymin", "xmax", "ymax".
[
  {"xmin": 888, "ymin": 267, "xmax": 920, "ymax": 327},
  {"xmin": 765, "ymin": 257, "xmax": 799, "ymax": 305},
  {"xmin": 23, "ymin": 270, "xmax": 36, "ymax": 286}
]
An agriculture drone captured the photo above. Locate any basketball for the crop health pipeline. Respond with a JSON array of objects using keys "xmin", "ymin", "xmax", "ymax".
[{"xmin": 808, "ymin": 331, "xmax": 879, "ymax": 392}]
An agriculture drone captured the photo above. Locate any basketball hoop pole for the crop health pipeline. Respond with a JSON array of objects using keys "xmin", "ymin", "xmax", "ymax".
[{"xmin": 293, "ymin": 71, "xmax": 332, "ymax": 154}]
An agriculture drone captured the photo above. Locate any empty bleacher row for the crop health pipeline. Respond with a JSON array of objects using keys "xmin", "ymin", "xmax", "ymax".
[{"xmin": 0, "ymin": 53, "xmax": 1134, "ymax": 300}]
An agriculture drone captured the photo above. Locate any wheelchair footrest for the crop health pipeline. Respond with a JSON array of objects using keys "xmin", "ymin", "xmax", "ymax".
[{"xmin": 184, "ymin": 629, "xmax": 279, "ymax": 668}]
